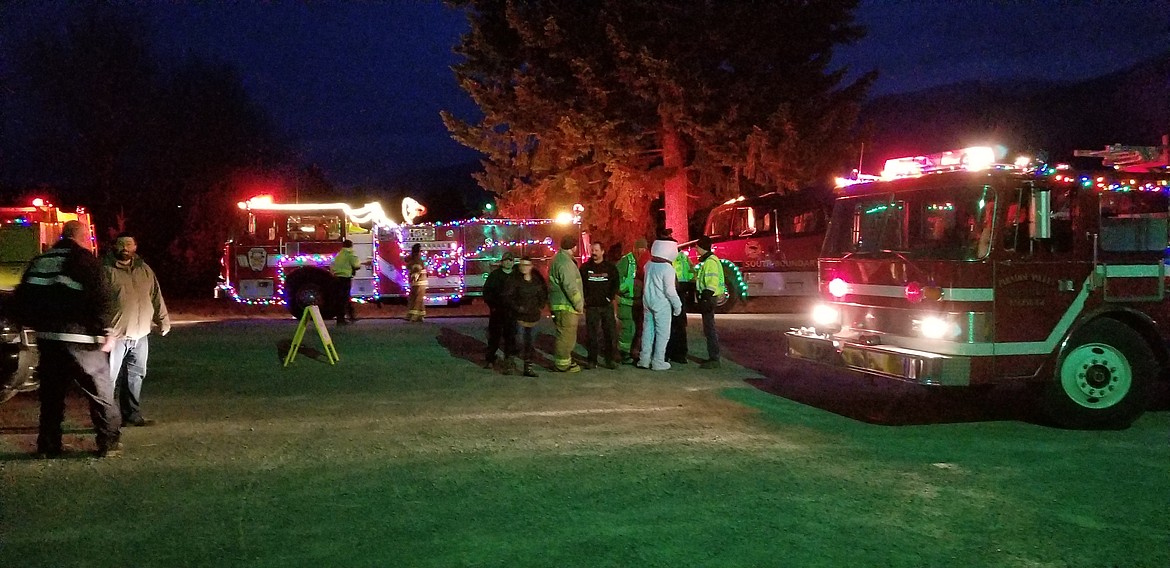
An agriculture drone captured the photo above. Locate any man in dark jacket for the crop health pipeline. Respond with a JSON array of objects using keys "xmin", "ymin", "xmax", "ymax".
[
  {"xmin": 580, "ymin": 241, "xmax": 619, "ymax": 369},
  {"xmin": 12, "ymin": 221, "xmax": 122, "ymax": 458},
  {"xmin": 482, "ymin": 251, "xmax": 518, "ymax": 374}
]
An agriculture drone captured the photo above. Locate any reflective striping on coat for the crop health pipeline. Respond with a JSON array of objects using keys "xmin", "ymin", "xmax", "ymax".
[
  {"xmin": 24, "ymin": 274, "xmax": 84, "ymax": 291},
  {"xmin": 695, "ymin": 255, "xmax": 726, "ymax": 296},
  {"xmin": 37, "ymin": 331, "xmax": 105, "ymax": 343}
]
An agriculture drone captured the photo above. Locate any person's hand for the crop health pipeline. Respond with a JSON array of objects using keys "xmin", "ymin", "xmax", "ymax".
[
  {"xmin": 100, "ymin": 335, "xmax": 117, "ymax": 353},
  {"xmin": 672, "ymin": 308, "xmax": 681, "ymax": 317},
  {"xmin": 160, "ymin": 324, "xmax": 171, "ymax": 337}
]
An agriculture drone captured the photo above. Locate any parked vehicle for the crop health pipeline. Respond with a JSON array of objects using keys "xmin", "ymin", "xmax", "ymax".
[
  {"xmin": 217, "ymin": 196, "xmax": 585, "ymax": 318},
  {"xmin": 786, "ymin": 143, "xmax": 1170, "ymax": 428},
  {"xmin": 690, "ymin": 189, "xmax": 830, "ymax": 312},
  {"xmin": 0, "ymin": 199, "xmax": 95, "ymax": 403}
]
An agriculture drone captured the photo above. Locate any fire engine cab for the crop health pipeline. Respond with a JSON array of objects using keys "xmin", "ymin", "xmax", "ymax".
[
  {"xmin": 217, "ymin": 196, "xmax": 583, "ymax": 318},
  {"xmin": 786, "ymin": 143, "xmax": 1170, "ymax": 429},
  {"xmin": 0, "ymin": 199, "xmax": 97, "ymax": 403}
]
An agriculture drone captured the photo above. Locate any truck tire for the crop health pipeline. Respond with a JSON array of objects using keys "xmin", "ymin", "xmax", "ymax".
[
  {"xmin": 1040, "ymin": 318, "xmax": 1153, "ymax": 429},
  {"xmin": 713, "ymin": 263, "xmax": 743, "ymax": 313},
  {"xmin": 284, "ymin": 267, "xmax": 339, "ymax": 320}
]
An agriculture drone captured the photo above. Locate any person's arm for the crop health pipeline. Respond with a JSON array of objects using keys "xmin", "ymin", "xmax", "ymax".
[
  {"xmin": 664, "ymin": 269, "xmax": 682, "ymax": 315},
  {"xmin": 148, "ymin": 265, "xmax": 171, "ymax": 336}
]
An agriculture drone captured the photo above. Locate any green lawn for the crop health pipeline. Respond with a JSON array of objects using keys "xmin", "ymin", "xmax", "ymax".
[{"xmin": 2, "ymin": 317, "xmax": 1166, "ymax": 567}]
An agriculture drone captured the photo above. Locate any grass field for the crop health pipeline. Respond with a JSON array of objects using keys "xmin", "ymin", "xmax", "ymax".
[{"xmin": 1, "ymin": 315, "xmax": 1167, "ymax": 567}]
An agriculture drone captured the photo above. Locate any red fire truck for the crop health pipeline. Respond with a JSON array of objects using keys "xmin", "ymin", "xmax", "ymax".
[
  {"xmin": 786, "ymin": 144, "xmax": 1170, "ymax": 429},
  {"xmin": 697, "ymin": 189, "xmax": 830, "ymax": 311},
  {"xmin": 1, "ymin": 199, "xmax": 97, "ymax": 403},
  {"xmin": 217, "ymin": 196, "xmax": 584, "ymax": 318}
]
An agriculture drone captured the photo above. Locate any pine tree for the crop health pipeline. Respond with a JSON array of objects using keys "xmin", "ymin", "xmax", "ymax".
[{"xmin": 443, "ymin": 0, "xmax": 873, "ymax": 245}]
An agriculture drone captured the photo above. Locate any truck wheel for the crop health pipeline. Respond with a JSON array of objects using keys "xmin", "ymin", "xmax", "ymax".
[
  {"xmin": 713, "ymin": 263, "xmax": 743, "ymax": 313},
  {"xmin": 284, "ymin": 267, "xmax": 339, "ymax": 320},
  {"xmin": 1040, "ymin": 318, "xmax": 1153, "ymax": 429}
]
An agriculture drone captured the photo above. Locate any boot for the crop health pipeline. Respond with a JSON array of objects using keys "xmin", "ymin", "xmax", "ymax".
[
  {"xmin": 501, "ymin": 357, "xmax": 515, "ymax": 376},
  {"xmin": 523, "ymin": 362, "xmax": 538, "ymax": 378}
]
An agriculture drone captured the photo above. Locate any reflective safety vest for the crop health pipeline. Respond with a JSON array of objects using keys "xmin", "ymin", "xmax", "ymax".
[
  {"xmin": 695, "ymin": 253, "xmax": 726, "ymax": 297},
  {"xmin": 673, "ymin": 251, "xmax": 695, "ymax": 283}
]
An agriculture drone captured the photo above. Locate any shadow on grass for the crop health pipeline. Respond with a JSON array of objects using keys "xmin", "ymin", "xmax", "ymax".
[
  {"xmin": 437, "ymin": 326, "xmax": 557, "ymax": 371},
  {"xmin": 275, "ymin": 338, "xmax": 330, "ymax": 365}
]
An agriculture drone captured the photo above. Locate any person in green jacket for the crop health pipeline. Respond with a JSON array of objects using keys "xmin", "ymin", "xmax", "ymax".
[
  {"xmin": 694, "ymin": 236, "xmax": 727, "ymax": 369},
  {"xmin": 548, "ymin": 234, "xmax": 585, "ymax": 372},
  {"xmin": 331, "ymin": 239, "xmax": 362, "ymax": 325},
  {"xmin": 616, "ymin": 238, "xmax": 648, "ymax": 364}
]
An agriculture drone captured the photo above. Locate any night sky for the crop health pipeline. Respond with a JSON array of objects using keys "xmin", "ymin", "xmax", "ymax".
[{"xmin": 2, "ymin": 1, "xmax": 1167, "ymax": 188}]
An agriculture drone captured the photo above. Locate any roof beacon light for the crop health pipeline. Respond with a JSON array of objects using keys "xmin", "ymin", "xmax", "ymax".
[{"xmin": 881, "ymin": 146, "xmax": 997, "ymax": 180}]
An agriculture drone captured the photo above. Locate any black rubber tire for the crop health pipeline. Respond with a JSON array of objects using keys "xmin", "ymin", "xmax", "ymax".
[
  {"xmin": 1039, "ymin": 318, "xmax": 1153, "ymax": 429},
  {"xmin": 713, "ymin": 264, "xmax": 742, "ymax": 314},
  {"xmin": 284, "ymin": 267, "xmax": 340, "ymax": 320}
]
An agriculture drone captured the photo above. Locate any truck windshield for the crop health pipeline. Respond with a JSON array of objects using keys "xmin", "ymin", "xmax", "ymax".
[{"xmin": 823, "ymin": 185, "xmax": 995, "ymax": 261}]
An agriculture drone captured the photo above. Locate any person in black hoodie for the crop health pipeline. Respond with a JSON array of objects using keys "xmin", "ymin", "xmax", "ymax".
[
  {"xmin": 579, "ymin": 241, "xmax": 619, "ymax": 369},
  {"xmin": 482, "ymin": 251, "xmax": 518, "ymax": 374},
  {"xmin": 503, "ymin": 257, "xmax": 547, "ymax": 377}
]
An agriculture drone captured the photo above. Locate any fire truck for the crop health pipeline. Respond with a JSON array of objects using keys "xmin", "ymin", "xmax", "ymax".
[
  {"xmin": 217, "ymin": 196, "xmax": 584, "ymax": 318},
  {"xmin": 0, "ymin": 199, "xmax": 97, "ymax": 403},
  {"xmin": 786, "ymin": 143, "xmax": 1170, "ymax": 429},
  {"xmin": 697, "ymin": 189, "xmax": 830, "ymax": 311}
]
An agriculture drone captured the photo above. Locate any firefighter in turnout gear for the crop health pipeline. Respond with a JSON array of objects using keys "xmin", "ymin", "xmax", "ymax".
[
  {"xmin": 12, "ymin": 220, "xmax": 123, "ymax": 458},
  {"xmin": 548, "ymin": 234, "xmax": 585, "ymax": 372},
  {"xmin": 694, "ymin": 236, "xmax": 726, "ymax": 369}
]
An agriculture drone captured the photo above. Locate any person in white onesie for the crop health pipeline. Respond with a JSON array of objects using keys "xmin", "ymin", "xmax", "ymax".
[{"xmin": 637, "ymin": 239, "xmax": 683, "ymax": 370}]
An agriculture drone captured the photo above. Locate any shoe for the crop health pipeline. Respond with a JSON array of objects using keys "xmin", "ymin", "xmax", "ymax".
[
  {"xmin": 670, "ymin": 357, "xmax": 689, "ymax": 364},
  {"xmin": 500, "ymin": 358, "xmax": 516, "ymax": 376},
  {"xmin": 95, "ymin": 441, "xmax": 124, "ymax": 458},
  {"xmin": 123, "ymin": 416, "xmax": 156, "ymax": 427},
  {"xmin": 700, "ymin": 359, "xmax": 721, "ymax": 369},
  {"xmin": 621, "ymin": 356, "xmax": 636, "ymax": 365},
  {"xmin": 635, "ymin": 362, "xmax": 650, "ymax": 370},
  {"xmin": 602, "ymin": 360, "xmax": 617, "ymax": 370},
  {"xmin": 485, "ymin": 358, "xmax": 497, "ymax": 370},
  {"xmin": 554, "ymin": 363, "xmax": 582, "ymax": 373},
  {"xmin": 337, "ymin": 320, "xmax": 350, "ymax": 326},
  {"xmin": 582, "ymin": 360, "xmax": 597, "ymax": 370},
  {"xmin": 523, "ymin": 363, "xmax": 539, "ymax": 378},
  {"xmin": 34, "ymin": 446, "xmax": 63, "ymax": 459},
  {"xmin": 651, "ymin": 361, "xmax": 672, "ymax": 371}
]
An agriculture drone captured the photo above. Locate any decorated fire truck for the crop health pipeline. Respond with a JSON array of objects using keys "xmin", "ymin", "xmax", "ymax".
[
  {"xmin": 0, "ymin": 199, "xmax": 97, "ymax": 403},
  {"xmin": 696, "ymin": 189, "xmax": 830, "ymax": 311},
  {"xmin": 216, "ymin": 196, "xmax": 584, "ymax": 318},
  {"xmin": 786, "ymin": 142, "xmax": 1170, "ymax": 429}
]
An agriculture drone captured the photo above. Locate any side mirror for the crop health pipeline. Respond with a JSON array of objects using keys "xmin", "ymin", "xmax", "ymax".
[{"xmin": 1030, "ymin": 188, "xmax": 1051, "ymax": 239}]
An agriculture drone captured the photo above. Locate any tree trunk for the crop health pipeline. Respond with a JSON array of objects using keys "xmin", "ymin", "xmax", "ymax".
[{"xmin": 660, "ymin": 111, "xmax": 689, "ymax": 243}]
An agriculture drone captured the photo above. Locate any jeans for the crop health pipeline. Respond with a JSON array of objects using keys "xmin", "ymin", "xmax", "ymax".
[
  {"xmin": 110, "ymin": 335, "xmax": 150, "ymax": 422},
  {"xmin": 584, "ymin": 305, "xmax": 617, "ymax": 363},
  {"xmin": 37, "ymin": 340, "xmax": 121, "ymax": 452},
  {"xmin": 700, "ymin": 308, "xmax": 720, "ymax": 361}
]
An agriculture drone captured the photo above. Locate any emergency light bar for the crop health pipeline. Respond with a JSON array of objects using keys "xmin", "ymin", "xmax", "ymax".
[{"xmin": 881, "ymin": 146, "xmax": 996, "ymax": 179}]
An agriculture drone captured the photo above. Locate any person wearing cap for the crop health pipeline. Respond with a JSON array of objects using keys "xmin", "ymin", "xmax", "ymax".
[
  {"xmin": 694, "ymin": 236, "xmax": 726, "ymax": 369},
  {"xmin": 483, "ymin": 251, "xmax": 519, "ymax": 374},
  {"xmin": 332, "ymin": 239, "xmax": 362, "ymax": 325},
  {"xmin": 616, "ymin": 238, "xmax": 649, "ymax": 363},
  {"xmin": 637, "ymin": 239, "xmax": 683, "ymax": 370},
  {"xmin": 548, "ymin": 234, "xmax": 585, "ymax": 372},
  {"xmin": 579, "ymin": 241, "xmax": 619, "ymax": 369}
]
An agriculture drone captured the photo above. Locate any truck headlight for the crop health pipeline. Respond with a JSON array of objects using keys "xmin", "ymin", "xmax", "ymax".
[
  {"xmin": 811, "ymin": 304, "xmax": 840, "ymax": 327},
  {"xmin": 919, "ymin": 316, "xmax": 957, "ymax": 339}
]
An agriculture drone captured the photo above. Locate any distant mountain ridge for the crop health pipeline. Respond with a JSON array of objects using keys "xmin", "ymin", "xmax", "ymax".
[{"xmin": 858, "ymin": 50, "xmax": 1170, "ymax": 170}]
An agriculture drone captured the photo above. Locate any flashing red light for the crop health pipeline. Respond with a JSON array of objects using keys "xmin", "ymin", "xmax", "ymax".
[
  {"xmin": 905, "ymin": 281, "xmax": 924, "ymax": 303},
  {"xmin": 827, "ymin": 277, "xmax": 849, "ymax": 298}
]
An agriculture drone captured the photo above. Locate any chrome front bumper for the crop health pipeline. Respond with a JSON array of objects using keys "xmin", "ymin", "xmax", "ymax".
[{"xmin": 785, "ymin": 329, "xmax": 970, "ymax": 386}]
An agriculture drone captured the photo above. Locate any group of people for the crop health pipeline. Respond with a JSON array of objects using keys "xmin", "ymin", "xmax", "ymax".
[
  {"xmin": 480, "ymin": 232, "xmax": 726, "ymax": 376},
  {"xmin": 11, "ymin": 221, "xmax": 171, "ymax": 458}
]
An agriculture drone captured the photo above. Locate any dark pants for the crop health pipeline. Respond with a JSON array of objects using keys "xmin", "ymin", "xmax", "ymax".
[
  {"xmin": 335, "ymin": 277, "xmax": 355, "ymax": 323},
  {"xmin": 37, "ymin": 340, "xmax": 121, "ymax": 453},
  {"xmin": 584, "ymin": 305, "xmax": 618, "ymax": 364},
  {"xmin": 666, "ymin": 282, "xmax": 693, "ymax": 362},
  {"xmin": 486, "ymin": 308, "xmax": 518, "ymax": 362},
  {"xmin": 519, "ymin": 322, "xmax": 537, "ymax": 362},
  {"xmin": 700, "ymin": 308, "xmax": 720, "ymax": 361}
]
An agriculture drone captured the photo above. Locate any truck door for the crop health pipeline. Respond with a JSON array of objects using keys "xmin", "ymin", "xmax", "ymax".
[{"xmin": 992, "ymin": 184, "xmax": 1089, "ymax": 377}]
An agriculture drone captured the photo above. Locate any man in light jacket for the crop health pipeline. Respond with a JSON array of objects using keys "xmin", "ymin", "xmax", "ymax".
[{"xmin": 105, "ymin": 233, "xmax": 171, "ymax": 427}]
